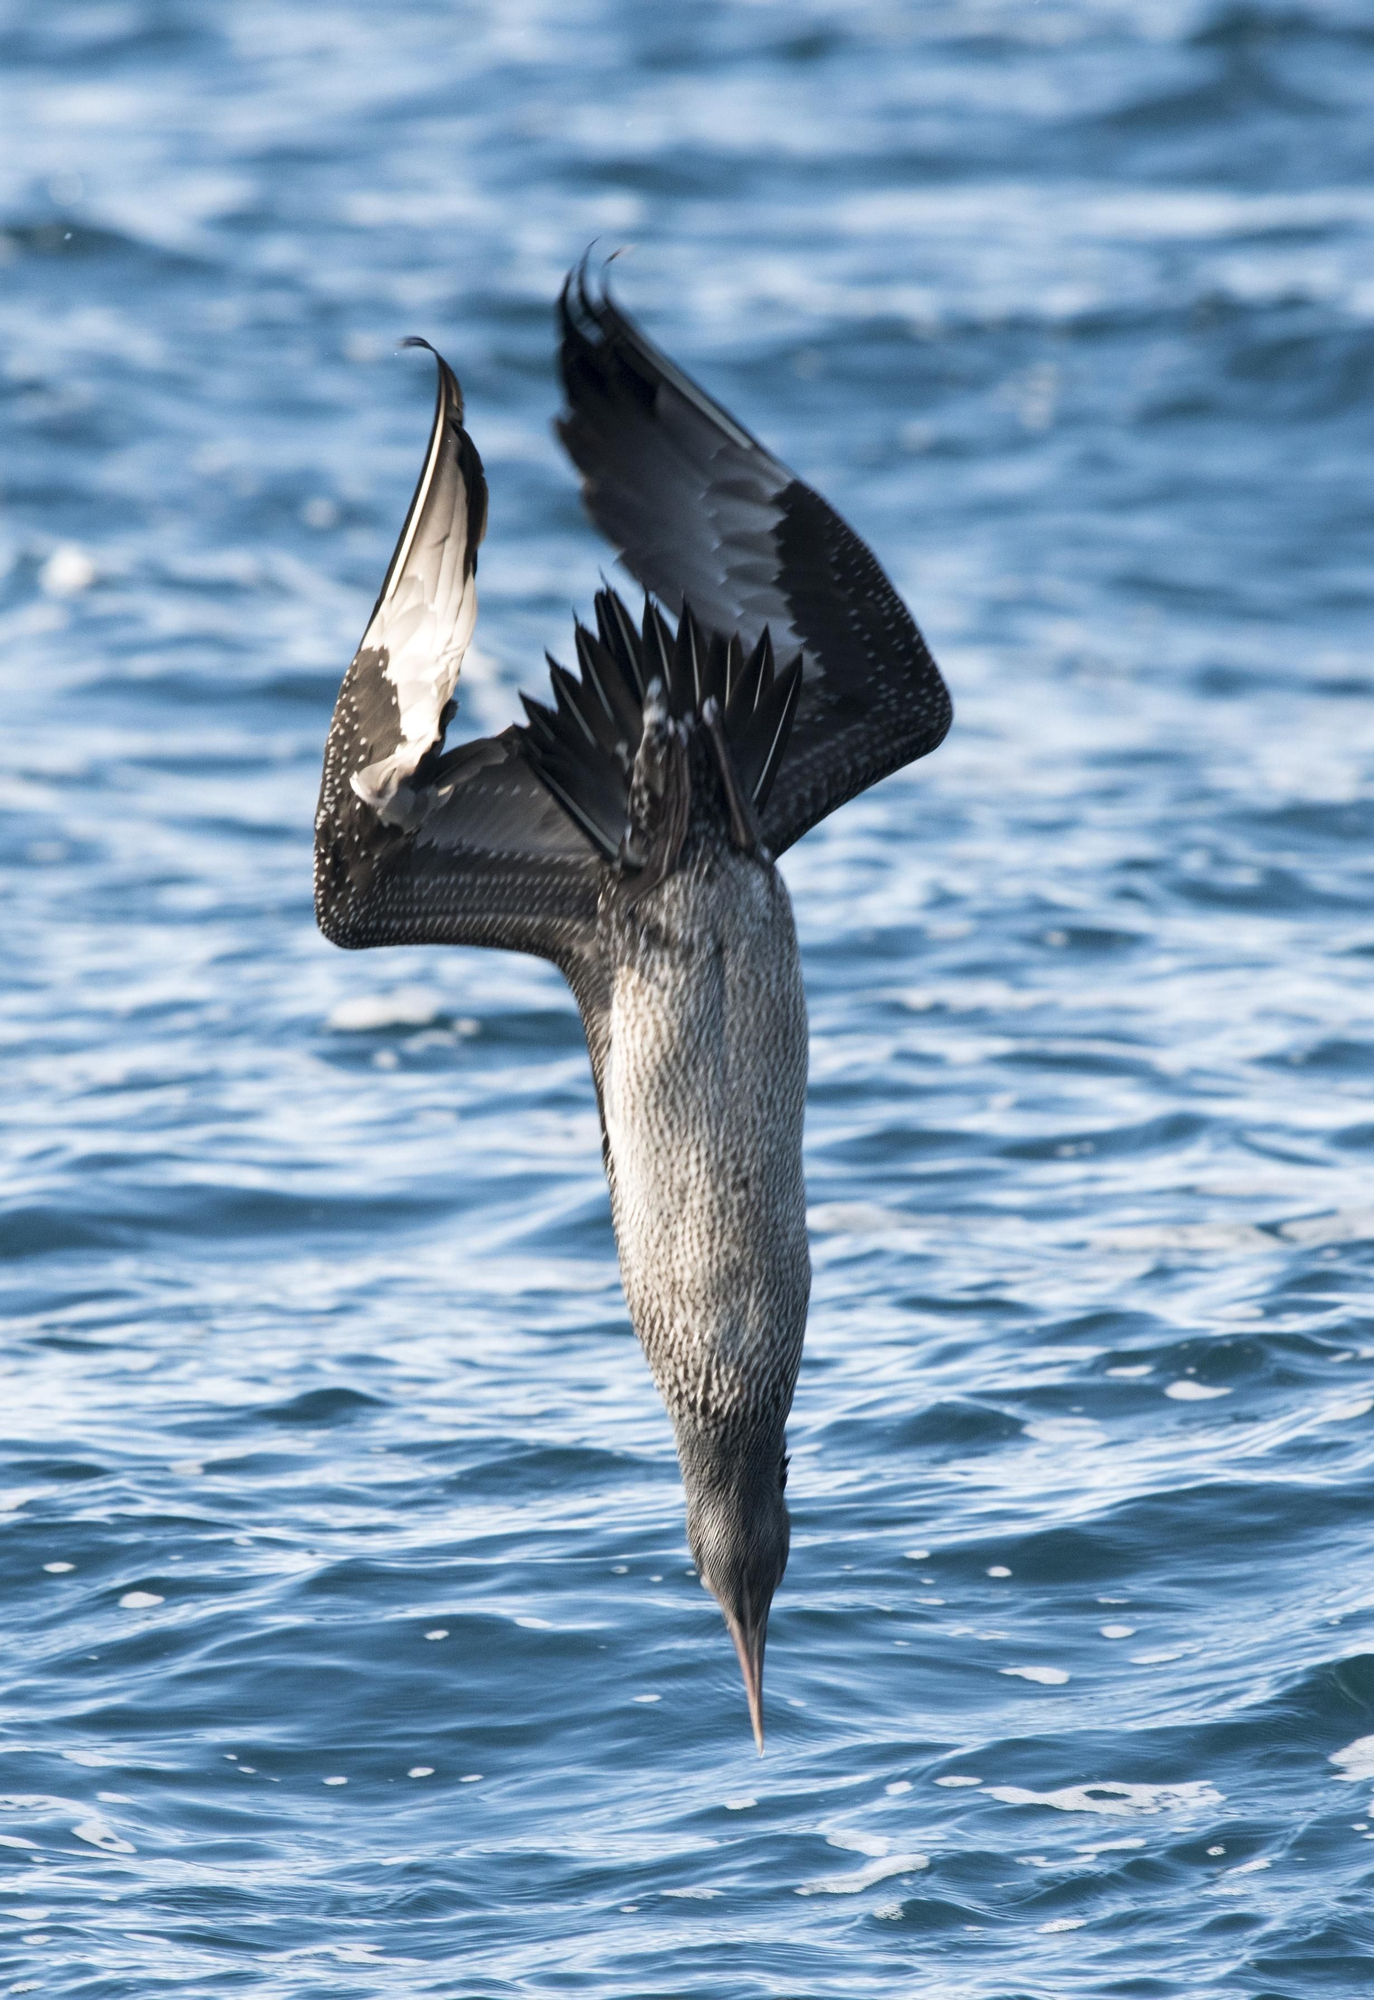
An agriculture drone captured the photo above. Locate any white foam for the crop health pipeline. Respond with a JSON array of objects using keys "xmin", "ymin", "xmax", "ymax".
[
  {"xmin": 40, "ymin": 545, "xmax": 97, "ymax": 597},
  {"xmin": 986, "ymin": 1780, "xmax": 1223, "ymax": 1817},
  {"xmin": 987, "ymin": 1565, "xmax": 1012, "ymax": 1578},
  {"xmin": 723, "ymin": 1797, "xmax": 756, "ymax": 1811},
  {"xmin": 118, "ymin": 1591, "xmax": 163, "ymax": 1609},
  {"xmin": 1279, "ymin": 1206, "xmax": 1374, "ymax": 1248},
  {"xmin": 513, "ymin": 1616, "xmax": 552, "ymax": 1629},
  {"xmin": 1039, "ymin": 1917, "xmax": 1087, "ymax": 1932},
  {"xmin": 886, "ymin": 1781, "xmax": 912, "ymax": 1795},
  {"xmin": 1212, "ymin": 1856, "xmax": 1270, "ymax": 1890},
  {"xmin": 935, "ymin": 1775, "xmax": 982, "ymax": 1787},
  {"xmin": 1025, "ymin": 1417, "xmax": 1106, "ymax": 1447},
  {"xmin": 1130, "ymin": 1650, "xmax": 1183, "ymax": 1665},
  {"xmin": 326, "ymin": 986, "xmax": 443, "ymax": 1032},
  {"xmin": 1331, "ymin": 1736, "xmax": 1374, "ymax": 1780},
  {"xmin": 798, "ymin": 1852, "xmax": 929, "ymax": 1895},
  {"xmin": 1106, "ymin": 1365, "xmax": 1153, "ymax": 1379},
  {"xmin": 1002, "ymin": 1665, "xmax": 1070, "ymax": 1686},
  {"xmin": 42, "ymin": 1562, "xmax": 74, "ymax": 1574},
  {"xmin": 71, "ymin": 1820, "xmax": 134, "ymax": 1854},
  {"xmin": 424, "ymin": 1629, "xmax": 448, "ymax": 1641},
  {"xmin": 407, "ymin": 1767, "xmax": 433, "ymax": 1778},
  {"xmin": 1315, "ymin": 1398, "xmax": 1373, "ymax": 1424},
  {"xmin": 1100, "ymin": 1625, "xmax": 1136, "ymax": 1639},
  {"xmin": 322, "ymin": 1776, "xmax": 347, "ymax": 1786},
  {"xmin": 1165, "ymin": 1380, "xmax": 1230, "ymax": 1400},
  {"xmin": 827, "ymin": 1830, "xmax": 890, "ymax": 1858},
  {"xmin": 632, "ymin": 1693, "xmax": 661, "ymax": 1704}
]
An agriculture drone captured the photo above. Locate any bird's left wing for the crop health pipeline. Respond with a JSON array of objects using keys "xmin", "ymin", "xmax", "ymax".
[
  {"xmin": 315, "ymin": 343, "xmax": 601, "ymax": 967},
  {"xmin": 556, "ymin": 267, "xmax": 952, "ymax": 858}
]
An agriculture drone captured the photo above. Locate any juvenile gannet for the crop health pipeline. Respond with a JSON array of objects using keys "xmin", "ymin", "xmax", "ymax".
[{"xmin": 315, "ymin": 267, "xmax": 951, "ymax": 1749}]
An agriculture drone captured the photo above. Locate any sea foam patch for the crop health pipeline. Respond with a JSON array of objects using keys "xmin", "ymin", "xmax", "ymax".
[
  {"xmin": 798, "ymin": 1833, "xmax": 930, "ymax": 1896},
  {"xmin": 985, "ymin": 1780, "xmax": 1223, "ymax": 1817},
  {"xmin": 326, "ymin": 986, "xmax": 444, "ymax": 1032},
  {"xmin": 1330, "ymin": 1736, "xmax": 1374, "ymax": 1780}
]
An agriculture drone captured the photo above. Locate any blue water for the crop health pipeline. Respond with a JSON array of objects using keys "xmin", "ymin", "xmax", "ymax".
[{"xmin": 4, "ymin": 2, "xmax": 1374, "ymax": 1992}]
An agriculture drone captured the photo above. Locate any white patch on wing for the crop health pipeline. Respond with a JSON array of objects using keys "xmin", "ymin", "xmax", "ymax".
[{"xmin": 350, "ymin": 359, "xmax": 485, "ymax": 826}]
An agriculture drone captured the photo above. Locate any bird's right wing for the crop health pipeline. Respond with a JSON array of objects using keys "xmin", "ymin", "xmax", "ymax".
[
  {"xmin": 556, "ymin": 267, "xmax": 952, "ymax": 857},
  {"xmin": 315, "ymin": 344, "xmax": 601, "ymax": 969}
]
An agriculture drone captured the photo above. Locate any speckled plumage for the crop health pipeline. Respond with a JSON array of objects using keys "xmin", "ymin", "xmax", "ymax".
[
  {"xmin": 314, "ymin": 268, "xmax": 951, "ymax": 1748},
  {"xmin": 602, "ymin": 825, "xmax": 809, "ymax": 1447}
]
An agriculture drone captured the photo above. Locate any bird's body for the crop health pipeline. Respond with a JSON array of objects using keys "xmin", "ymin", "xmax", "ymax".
[
  {"xmin": 602, "ymin": 832, "xmax": 808, "ymax": 1451},
  {"xmin": 314, "ymin": 270, "xmax": 950, "ymax": 1747}
]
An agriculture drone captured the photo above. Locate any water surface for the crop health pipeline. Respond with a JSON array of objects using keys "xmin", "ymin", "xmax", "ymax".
[{"xmin": 3, "ymin": 2, "xmax": 1374, "ymax": 1994}]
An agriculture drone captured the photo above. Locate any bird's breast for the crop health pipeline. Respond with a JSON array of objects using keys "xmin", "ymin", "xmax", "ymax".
[{"xmin": 601, "ymin": 851, "xmax": 810, "ymax": 1429}]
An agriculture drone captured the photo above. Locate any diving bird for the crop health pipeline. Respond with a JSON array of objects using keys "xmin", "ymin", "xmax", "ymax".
[{"xmin": 314, "ymin": 267, "xmax": 951, "ymax": 1750}]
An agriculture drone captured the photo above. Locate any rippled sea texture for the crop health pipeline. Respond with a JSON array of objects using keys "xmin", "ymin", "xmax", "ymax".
[{"xmin": 4, "ymin": 2, "xmax": 1374, "ymax": 1993}]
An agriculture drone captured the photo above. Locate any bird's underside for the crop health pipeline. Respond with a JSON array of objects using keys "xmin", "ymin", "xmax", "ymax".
[{"xmin": 314, "ymin": 266, "xmax": 951, "ymax": 1749}]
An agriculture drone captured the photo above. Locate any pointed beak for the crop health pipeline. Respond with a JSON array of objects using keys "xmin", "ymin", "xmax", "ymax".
[{"xmin": 723, "ymin": 1606, "xmax": 768, "ymax": 1754}]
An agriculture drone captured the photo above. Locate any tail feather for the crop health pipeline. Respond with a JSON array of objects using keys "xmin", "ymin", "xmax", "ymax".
[
  {"xmin": 726, "ymin": 628, "xmax": 773, "ymax": 734},
  {"xmin": 549, "ymin": 659, "xmax": 620, "ymax": 764},
  {"xmin": 641, "ymin": 598, "xmax": 677, "ymax": 705},
  {"xmin": 574, "ymin": 623, "xmax": 641, "ymax": 752},
  {"xmin": 674, "ymin": 602, "xmax": 708, "ymax": 712},
  {"xmin": 704, "ymin": 629, "xmax": 730, "ymax": 710},
  {"xmin": 736, "ymin": 651, "xmax": 804, "ymax": 809},
  {"xmin": 519, "ymin": 589, "xmax": 803, "ymax": 868}
]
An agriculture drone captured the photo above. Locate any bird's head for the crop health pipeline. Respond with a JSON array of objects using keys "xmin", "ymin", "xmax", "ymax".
[{"xmin": 680, "ymin": 1428, "xmax": 791, "ymax": 1754}]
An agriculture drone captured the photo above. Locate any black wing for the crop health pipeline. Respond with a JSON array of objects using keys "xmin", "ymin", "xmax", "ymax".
[
  {"xmin": 315, "ymin": 343, "xmax": 600, "ymax": 970},
  {"xmin": 556, "ymin": 266, "xmax": 952, "ymax": 855}
]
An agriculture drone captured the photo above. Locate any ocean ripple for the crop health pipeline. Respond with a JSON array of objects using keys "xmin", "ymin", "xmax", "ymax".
[{"xmin": 4, "ymin": 0, "xmax": 1374, "ymax": 1993}]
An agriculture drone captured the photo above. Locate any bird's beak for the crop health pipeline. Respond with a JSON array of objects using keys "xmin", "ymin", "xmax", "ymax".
[{"xmin": 723, "ymin": 1606, "xmax": 768, "ymax": 1754}]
